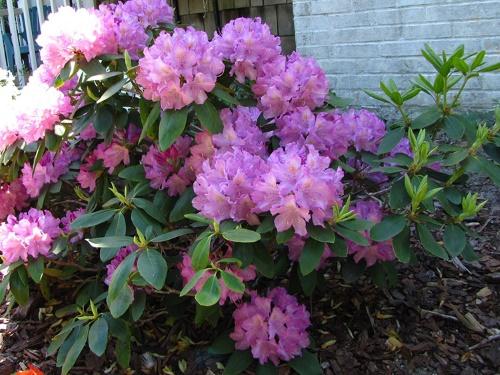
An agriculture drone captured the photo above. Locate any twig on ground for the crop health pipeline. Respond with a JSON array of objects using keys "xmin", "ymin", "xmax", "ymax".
[
  {"xmin": 419, "ymin": 308, "xmax": 459, "ymax": 322},
  {"xmin": 469, "ymin": 333, "xmax": 500, "ymax": 350}
]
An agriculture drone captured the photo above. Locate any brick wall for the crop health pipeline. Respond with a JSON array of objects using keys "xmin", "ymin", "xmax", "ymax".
[
  {"xmin": 293, "ymin": 0, "xmax": 500, "ymax": 108},
  {"xmin": 177, "ymin": 0, "xmax": 296, "ymax": 53}
]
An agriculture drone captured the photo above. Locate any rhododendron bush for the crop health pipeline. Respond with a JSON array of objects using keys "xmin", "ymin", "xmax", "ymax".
[{"xmin": 0, "ymin": 2, "xmax": 499, "ymax": 374}]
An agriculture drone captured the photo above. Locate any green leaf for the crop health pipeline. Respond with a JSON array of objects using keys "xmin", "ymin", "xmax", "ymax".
[
  {"xmin": 87, "ymin": 236, "xmax": 133, "ymax": 249},
  {"xmin": 412, "ymin": 107, "xmax": 442, "ymax": 129},
  {"xmin": 477, "ymin": 157, "xmax": 500, "ymax": 186},
  {"xmin": 10, "ymin": 267, "xmax": 29, "ymax": 305},
  {"xmin": 97, "ymin": 78, "xmax": 128, "ymax": 103},
  {"xmin": 130, "ymin": 291, "xmax": 146, "ymax": 322},
  {"xmin": 370, "ymin": 215, "xmax": 406, "ymax": 242},
  {"xmin": 194, "ymin": 101, "xmax": 223, "ymax": 134},
  {"xmin": 222, "ymin": 228, "xmax": 261, "ymax": 243},
  {"xmin": 118, "ymin": 165, "xmax": 146, "ymax": 181},
  {"xmin": 115, "ymin": 336, "xmax": 131, "ymax": 368},
  {"xmin": 299, "ymin": 238, "xmax": 325, "ymax": 276},
  {"xmin": 47, "ymin": 323, "xmax": 74, "ymax": 356},
  {"xmin": 220, "ymin": 270, "xmax": 245, "ymax": 293},
  {"xmin": 169, "ymin": 187, "xmax": 195, "ymax": 222},
  {"xmin": 151, "ymin": 228, "xmax": 194, "ymax": 243},
  {"xmin": 276, "ymin": 228, "xmax": 294, "ymax": 244},
  {"xmin": 331, "ymin": 237, "xmax": 347, "ymax": 257},
  {"xmin": 137, "ymin": 249, "xmax": 167, "ymax": 290},
  {"xmin": 0, "ymin": 274, "xmax": 10, "ymax": 304},
  {"xmin": 108, "ymin": 252, "xmax": 137, "ymax": 301},
  {"xmin": 377, "ymin": 127, "xmax": 405, "ymax": 154},
  {"xmin": 338, "ymin": 219, "xmax": 373, "ymax": 231},
  {"xmin": 195, "ymin": 275, "xmax": 221, "ymax": 306},
  {"xmin": 478, "ymin": 62, "xmax": 500, "ymax": 73},
  {"xmin": 308, "ymin": 225, "xmax": 336, "ymax": 243},
  {"xmin": 393, "ymin": 226, "xmax": 411, "ymax": 263},
  {"xmin": 213, "ymin": 86, "xmax": 239, "ymax": 105},
  {"xmin": 192, "ymin": 235, "xmax": 212, "ymax": 270},
  {"xmin": 389, "ymin": 179, "xmax": 411, "ymax": 209},
  {"xmin": 253, "ymin": 246, "xmax": 275, "ymax": 278},
  {"xmin": 180, "ymin": 269, "xmax": 207, "ymax": 296},
  {"xmin": 208, "ymin": 332, "xmax": 235, "ymax": 355},
  {"xmin": 328, "ymin": 94, "xmax": 353, "ymax": 108},
  {"xmin": 223, "ymin": 350, "xmax": 253, "ymax": 375},
  {"xmin": 342, "ymin": 259, "xmax": 365, "ymax": 282},
  {"xmin": 108, "ymin": 284, "xmax": 134, "ymax": 318},
  {"xmin": 335, "ymin": 225, "xmax": 369, "ymax": 246},
  {"xmin": 140, "ymin": 102, "xmax": 161, "ymax": 142},
  {"xmin": 71, "ymin": 210, "xmax": 116, "ymax": 230},
  {"xmin": 256, "ymin": 364, "xmax": 278, "ymax": 375},
  {"xmin": 364, "ymin": 89, "xmax": 391, "ymax": 104},
  {"xmin": 88, "ymin": 318, "xmax": 108, "ymax": 357},
  {"xmin": 159, "ymin": 108, "xmax": 188, "ymax": 151},
  {"xmin": 289, "ymin": 350, "xmax": 322, "ymax": 375},
  {"xmin": 417, "ymin": 224, "xmax": 448, "ymax": 260},
  {"xmin": 132, "ymin": 197, "xmax": 167, "ymax": 224},
  {"xmin": 62, "ymin": 324, "xmax": 89, "ymax": 375},
  {"xmin": 87, "ymin": 71, "xmax": 123, "ymax": 82},
  {"xmin": 184, "ymin": 213, "xmax": 212, "ymax": 224},
  {"xmin": 462, "ymin": 241, "xmax": 479, "ymax": 261},
  {"xmin": 27, "ymin": 258, "xmax": 44, "ymax": 284},
  {"xmin": 443, "ymin": 115, "xmax": 466, "ymax": 140},
  {"xmin": 443, "ymin": 224, "xmax": 466, "ymax": 256}
]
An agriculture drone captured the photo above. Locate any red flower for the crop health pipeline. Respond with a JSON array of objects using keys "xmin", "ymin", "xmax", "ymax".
[{"xmin": 16, "ymin": 364, "xmax": 44, "ymax": 375}]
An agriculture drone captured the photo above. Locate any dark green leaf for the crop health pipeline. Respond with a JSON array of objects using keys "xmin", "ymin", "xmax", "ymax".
[
  {"xmin": 222, "ymin": 228, "xmax": 261, "ymax": 243},
  {"xmin": 27, "ymin": 258, "xmax": 44, "ymax": 284},
  {"xmin": 220, "ymin": 270, "xmax": 245, "ymax": 293},
  {"xmin": 184, "ymin": 213, "xmax": 212, "ymax": 224},
  {"xmin": 140, "ymin": 102, "xmax": 161, "ymax": 142},
  {"xmin": 208, "ymin": 332, "xmax": 235, "ymax": 355},
  {"xmin": 342, "ymin": 259, "xmax": 366, "ymax": 282},
  {"xmin": 308, "ymin": 225, "xmax": 336, "ymax": 243},
  {"xmin": 393, "ymin": 226, "xmax": 411, "ymax": 263},
  {"xmin": 62, "ymin": 324, "xmax": 89, "ymax": 375},
  {"xmin": 338, "ymin": 219, "xmax": 373, "ymax": 231},
  {"xmin": 169, "ymin": 187, "xmax": 195, "ymax": 222},
  {"xmin": 132, "ymin": 198, "xmax": 167, "ymax": 224},
  {"xmin": 389, "ymin": 179, "xmax": 411, "ymax": 209},
  {"xmin": 253, "ymin": 247, "xmax": 275, "ymax": 278},
  {"xmin": 299, "ymin": 238, "xmax": 325, "ymax": 276},
  {"xmin": 118, "ymin": 165, "xmax": 146, "ymax": 181},
  {"xmin": 331, "ymin": 238, "xmax": 347, "ymax": 257},
  {"xmin": 256, "ymin": 364, "xmax": 278, "ymax": 375},
  {"xmin": 289, "ymin": 350, "xmax": 322, "ymax": 375},
  {"xmin": 223, "ymin": 350, "xmax": 253, "ymax": 375},
  {"xmin": 442, "ymin": 149, "xmax": 468, "ymax": 166},
  {"xmin": 417, "ymin": 224, "xmax": 448, "ymax": 260},
  {"xmin": 195, "ymin": 275, "xmax": 221, "ymax": 306},
  {"xmin": 370, "ymin": 215, "xmax": 406, "ymax": 242},
  {"xmin": 159, "ymin": 108, "xmax": 188, "ymax": 151},
  {"xmin": 194, "ymin": 101, "xmax": 223, "ymax": 134},
  {"xmin": 88, "ymin": 318, "xmax": 108, "ymax": 357},
  {"xmin": 192, "ymin": 236, "xmax": 212, "ymax": 270},
  {"xmin": 477, "ymin": 157, "xmax": 500, "ymax": 186},
  {"xmin": 335, "ymin": 225, "xmax": 369, "ymax": 246},
  {"xmin": 151, "ymin": 228, "xmax": 194, "ymax": 243},
  {"xmin": 108, "ymin": 252, "xmax": 137, "ymax": 301},
  {"xmin": 276, "ymin": 228, "xmax": 294, "ymax": 244},
  {"xmin": 10, "ymin": 267, "xmax": 29, "ymax": 305},
  {"xmin": 115, "ymin": 336, "xmax": 131, "ymax": 368},
  {"xmin": 71, "ymin": 210, "xmax": 116, "ymax": 230},
  {"xmin": 412, "ymin": 107, "xmax": 442, "ymax": 129},
  {"xmin": 97, "ymin": 78, "xmax": 128, "ymax": 103},
  {"xmin": 377, "ymin": 127, "xmax": 405, "ymax": 154},
  {"xmin": 444, "ymin": 115, "xmax": 466, "ymax": 140},
  {"xmin": 462, "ymin": 242, "xmax": 479, "ymax": 261},
  {"xmin": 0, "ymin": 274, "xmax": 10, "ymax": 304},
  {"xmin": 180, "ymin": 269, "xmax": 207, "ymax": 296},
  {"xmin": 108, "ymin": 284, "xmax": 134, "ymax": 318},
  {"xmin": 213, "ymin": 86, "xmax": 239, "ymax": 105},
  {"xmin": 443, "ymin": 224, "xmax": 466, "ymax": 256},
  {"xmin": 483, "ymin": 143, "xmax": 500, "ymax": 164},
  {"xmin": 137, "ymin": 249, "xmax": 167, "ymax": 290}
]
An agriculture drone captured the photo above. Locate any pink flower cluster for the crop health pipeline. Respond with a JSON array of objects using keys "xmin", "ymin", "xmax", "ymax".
[
  {"xmin": 230, "ymin": 287, "xmax": 310, "ymax": 365},
  {"xmin": 0, "ymin": 208, "xmax": 61, "ymax": 265},
  {"xmin": 142, "ymin": 136, "xmax": 192, "ymax": 196},
  {"xmin": 99, "ymin": 0, "xmax": 174, "ymax": 59},
  {"xmin": 0, "ymin": 81, "xmax": 73, "ymax": 151},
  {"xmin": 136, "ymin": 27, "xmax": 224, "ymax": 110},
  {"xmin": 105, "ymin": 245, "xmax": 138, "ymax": 285},
  {"xmin": 253, "ymin": 52, "xmax": 329, "ymax": 119},
  {"xmin": 22, "ymin": 148, "xmax": 79, "ymax": 198},
  {"xmin": 213, "ymin": 17, "xmax": 281, "ymax": 83},
  {"xmin": 213, "ymin": 106, "xmax": 268, "ymax": 156},
  {"xmin": 252, "ymin": 144, "xmax": 344, "ymax": 236},
  {"xmin": 179, "ymin": 247, "xmax": 256, "ymax": 305},
  {"xmin": 347, "ymin": 200, "xmax": 395, "ymax": 267},
  {"xmin": 37, "ymin": 7, "xmax": 115, "ymax": 78},
  {"xmin": 0, "ymin": 179, "xmax": 28, "ymax": 220},
  {"xmin": 193, "ymin": 148, "xmax": 268, "ymax": 225},
  {"xmin": 276, "ymin": 107, "xmax": 386, "ymax": 159}
]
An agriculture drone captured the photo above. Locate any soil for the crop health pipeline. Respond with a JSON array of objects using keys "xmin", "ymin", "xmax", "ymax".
[{"xmin": 1, "ymin": 185, "xmax": 499, "ymax": 375}]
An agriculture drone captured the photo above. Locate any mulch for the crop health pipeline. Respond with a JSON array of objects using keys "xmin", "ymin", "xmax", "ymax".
[{"xmin": 1, "ymin": 197, "xmax": 499, "ymax": 375}]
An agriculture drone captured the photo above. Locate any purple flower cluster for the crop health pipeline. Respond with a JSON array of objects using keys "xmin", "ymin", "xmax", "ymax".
[
  {"xmin": 193, "ymin": 148, "xmax": 268, "ymax": 225},
  {"xmin": 0, "ymin": 208, "xmax": 61, "ymax": 265},
  {"xmin": 252, "ymin": 144, "xmax": 344, "ymax": 236},
  {"xmin": 213, "ymin": 106, "xmax": 268, "ymax": 156},
  {"xmin": 21, "ymin": 147, "xmax": 79, "ymax": 198},
  {"xmin": 61, "ymin": 208, "xmax": 85, "ymax": 243},
  {"xmin": 213, "ymin": 17, "xmax": 281, "ymax": 83},
  {"xmin": 347, "ymin": 200, "xmax": 395, "ymax": 267},
  {"xmin": 136, "ymin": 27, "xmax": 224, "ymax": 110},
  {"xmin": 253, "ymin": 52, "xmax": 329, "ymax": 119},
  {"xmin": 230, "ymin": 287, "xmax": 310, "ymax": 365},
  {"xmin": 276, "ymin": 107, "xmax": 387, "ymax": 159}
]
